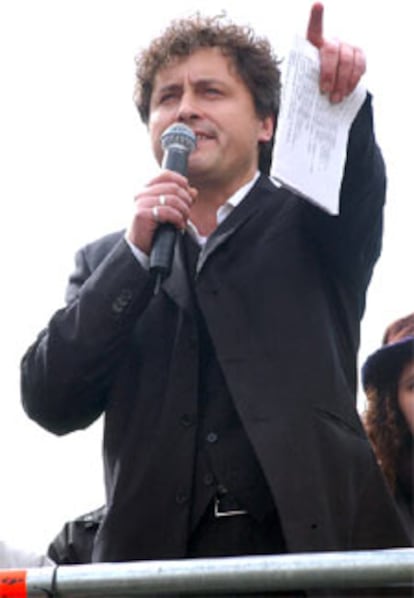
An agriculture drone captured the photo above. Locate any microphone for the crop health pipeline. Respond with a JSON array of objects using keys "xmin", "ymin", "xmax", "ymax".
[{"xmin": 150, "ymin": 123, "xmax": 197, "ymax": 294}]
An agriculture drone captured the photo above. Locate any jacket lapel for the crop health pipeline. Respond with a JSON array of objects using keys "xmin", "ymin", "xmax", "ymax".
[
  {"xmin": 163, "ymin": 175, "xmax": 281, "ymax": 296},
  {"xmin": 196, "ymin": 175, "xmax": 273, "ymax": 275}
]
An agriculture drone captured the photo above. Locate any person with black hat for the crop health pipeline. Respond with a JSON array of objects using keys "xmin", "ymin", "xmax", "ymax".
[{"xmin": 362, "ymin": 312, "xmax": 414, "ymax": 541}]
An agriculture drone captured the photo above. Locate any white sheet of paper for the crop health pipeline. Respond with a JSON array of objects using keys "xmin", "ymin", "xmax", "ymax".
[{"xmin": 270, "ymin": 35, "xmax": 367, "ymax": 215}]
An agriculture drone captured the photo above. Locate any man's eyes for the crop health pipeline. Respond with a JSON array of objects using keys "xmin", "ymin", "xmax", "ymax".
[
  {"xmin": 205, "ymin": 87, "xmax": 221, "ymax": 94},
  {"xmin": 159, "ymin": 92, "xmax": 177, "ymax": 103},
  {"xmin": 158, "ymin": 87, "xmax": 223, "ymax": 103}
]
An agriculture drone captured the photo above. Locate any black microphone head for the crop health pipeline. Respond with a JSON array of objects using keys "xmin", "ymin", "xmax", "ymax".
[{"xmin": 161, "ymin": 123, "xmax": 197, "ymax": 153}]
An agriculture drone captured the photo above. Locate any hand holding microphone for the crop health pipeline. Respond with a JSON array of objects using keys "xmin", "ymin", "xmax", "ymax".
[
  {"xmin": 149, "ymin": 123, "xmax": 197, "ymax": 293},
  {"xmin": 126, "ymin": 123, "xmax": 196, "ymax": 293}
]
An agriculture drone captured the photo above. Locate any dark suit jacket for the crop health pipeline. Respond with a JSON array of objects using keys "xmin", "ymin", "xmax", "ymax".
[{"xmin": 21, "ymin": 96, "xmax": 412, "ymax": 561}]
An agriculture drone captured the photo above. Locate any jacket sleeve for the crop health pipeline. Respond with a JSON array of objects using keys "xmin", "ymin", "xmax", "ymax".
[
  {"xmin": 47, "ymin": 506, "xmax": 105, "ymax": 564},
  {"xmin": 20, "ymin": 236, "xmax": 154, "ymax": 435},
  {"xmin": 303, "ymin": 92, "xmax": 386, "ymax": 308}
]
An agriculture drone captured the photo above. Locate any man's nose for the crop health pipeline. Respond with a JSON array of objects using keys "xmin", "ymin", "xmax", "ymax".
[{"xmin": 177, "ymin": 91, "xmax": 200, "ymax": 122}]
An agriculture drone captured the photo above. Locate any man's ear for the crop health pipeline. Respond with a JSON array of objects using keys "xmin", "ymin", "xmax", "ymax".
[{"xmin": 258, "ymin": 114, "xmax": 275, "ymax": 143}]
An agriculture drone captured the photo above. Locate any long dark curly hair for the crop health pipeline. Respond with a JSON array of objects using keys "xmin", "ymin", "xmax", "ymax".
[{"xmin": 363, "ymin": 365, "xmax": 412, "ymax": 493}]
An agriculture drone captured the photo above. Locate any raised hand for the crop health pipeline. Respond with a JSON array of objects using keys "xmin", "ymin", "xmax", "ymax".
[{"xmin": 306, "ymin": 3, "xmax": 366, "ymax": 103}]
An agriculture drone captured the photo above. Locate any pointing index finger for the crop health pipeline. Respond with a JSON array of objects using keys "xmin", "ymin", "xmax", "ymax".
[{"xmin": 306, "ymin": 2, "xmax": 324, "ymax": 49}]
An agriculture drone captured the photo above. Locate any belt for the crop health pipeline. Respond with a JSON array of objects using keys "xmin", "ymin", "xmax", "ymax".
[{"xmin": 213, "ymin": 491, "xmax": 248, "ymax": 518}]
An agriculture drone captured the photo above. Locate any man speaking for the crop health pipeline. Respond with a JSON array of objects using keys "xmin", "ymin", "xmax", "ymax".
[{"xmin": 20, "ymin": 1, "xmax": 411, "ymax": 578}]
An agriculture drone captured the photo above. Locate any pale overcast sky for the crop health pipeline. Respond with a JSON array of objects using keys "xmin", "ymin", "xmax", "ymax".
[{"xmin": 0, "ymin": 0, "xmax": 412, "ymax": 552}]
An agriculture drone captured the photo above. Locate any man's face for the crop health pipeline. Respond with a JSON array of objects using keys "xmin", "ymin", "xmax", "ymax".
[
  {"xmin": 148, "ymin": 47, "xmax": 273, "ymax": 190},
  {"xmin": 398, "ymin": 359, "xmax": 414, "ymax": 434}
]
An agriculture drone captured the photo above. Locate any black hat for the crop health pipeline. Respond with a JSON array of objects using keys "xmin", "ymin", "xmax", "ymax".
[{"xmin": 361, "ymin": 313, "xmax": 414, "ymax": 391}]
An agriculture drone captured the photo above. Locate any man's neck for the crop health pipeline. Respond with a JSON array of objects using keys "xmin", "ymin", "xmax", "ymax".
[
  {"xmin": 189, "ymin": 172, "xmax": 260, "ymax": 237},
  {"xmin": 189, "ymin": 200, "xmax": 220, "ymax": 237}
]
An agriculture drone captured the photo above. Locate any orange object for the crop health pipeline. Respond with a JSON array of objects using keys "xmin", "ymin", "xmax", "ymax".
[{"xmin": 0, "ymin": 570, "xmax": 27, "ymax": 598}]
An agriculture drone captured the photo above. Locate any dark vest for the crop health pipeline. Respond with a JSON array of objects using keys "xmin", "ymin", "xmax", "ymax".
[{"xmin": 182, "ymin": 233, "xmax": 275, "ymax": 530}]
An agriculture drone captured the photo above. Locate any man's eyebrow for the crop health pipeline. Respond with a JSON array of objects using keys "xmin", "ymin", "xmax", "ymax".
[
  {"xmin": 160, "ymin": 77, "xmax": 225, "ymax": 88},
  {"xmin": 194, "ymin": 77, "xmax": 226, "ymax": 86},
  {"xmin": 153, "ymin": 78, "xmax": 227, "ymax": 99},
  {"xmin": 155, "ymin": 83, "xmax": 181, "ymax": 95}
]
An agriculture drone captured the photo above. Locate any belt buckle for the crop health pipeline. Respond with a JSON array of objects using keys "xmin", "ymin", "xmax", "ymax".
[{"xmin": 214, "ymin": 496, "xmax": 248, "ymax": 518}]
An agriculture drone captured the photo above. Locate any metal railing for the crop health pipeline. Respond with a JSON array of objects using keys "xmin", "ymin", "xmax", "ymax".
[{"xmin": 3, "ymin": 548, "xmax": 414, "ymax": 597}]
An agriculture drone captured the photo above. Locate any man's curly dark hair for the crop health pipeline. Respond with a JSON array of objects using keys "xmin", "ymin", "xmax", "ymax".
[{"xmin": 133, "ymin": 14, "xmax": 282, "ymax": 174}]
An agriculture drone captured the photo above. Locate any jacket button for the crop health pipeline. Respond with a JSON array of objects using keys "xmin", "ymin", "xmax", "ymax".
[
  {"xmin": 206, "ymin": 432, "xmax": 218, "ymax": 444},
  {"xmin": 180, "ymin": 414, "xmax": 194, "ymax": 428},
  {"xmin": 111, "ymin": 289, "xmax": 133, "ymax": 314},
  {"xmin": 175, "ymin": 491, "xmax": 188, "ymax": 505}
]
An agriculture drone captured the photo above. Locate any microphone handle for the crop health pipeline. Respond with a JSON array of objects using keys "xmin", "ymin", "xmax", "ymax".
[
  {"xmin": 150, "ymin": 223, "xmax": 177, "ymax": 293},
  {"xmin": 149, "ymin": 147, "xmax": 190, "ymax": 293},
  {"xmin": 162, "ymin": 147, "xmax": 189, "ymax": 175}
]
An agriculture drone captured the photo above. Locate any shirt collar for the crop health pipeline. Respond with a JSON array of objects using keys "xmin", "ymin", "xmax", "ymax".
[{"xmin": 187, "ymin": 171, "xmax": 260, "ymax": 245}]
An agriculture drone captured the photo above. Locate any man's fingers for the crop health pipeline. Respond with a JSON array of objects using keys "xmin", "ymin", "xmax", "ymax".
[
  {"xmin": 307, "ymin": 3, "xmax": 367, "ymax": 102},
  {"xmin": 306, "ymin": 2, "xmax": 324, "ymax": 49},
  {"xmin": 319, "ymin": 39, "xmax": 340, "ymax": 95},
  {"xmin": 347, "ymin": 47, "xmax": 366, "ymax": 94},
  {"xmin": 319, "ymin": 42, "xmax": 366, "ymax": 102},
  {"xmin": 332, "ymin": 45, "xmax": 366, "ymax": 101}
]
